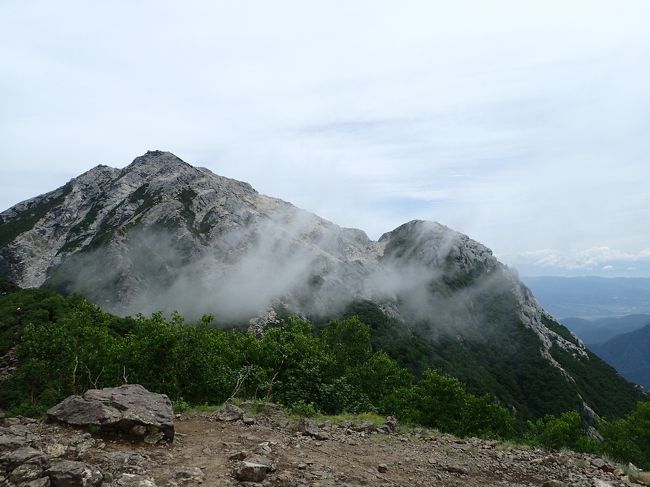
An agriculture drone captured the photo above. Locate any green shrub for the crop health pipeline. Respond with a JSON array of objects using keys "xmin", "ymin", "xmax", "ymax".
[
  {"xmin": 526, "ymin": 411, "xmax": 586, "ymax": 450},
  {"xmin": 382, "ymin": 369, "xmax": 512, "ymax": 438},
  {"xmin": 289, "ymin": 400, "xmax": 319, "ymax": 417},
  {"xmin": 600, "ymin": 401, "xmax": 650, "ymax": 469}
]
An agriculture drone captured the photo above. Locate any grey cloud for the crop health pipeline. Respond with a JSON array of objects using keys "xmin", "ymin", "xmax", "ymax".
[{"xmin": 2, "ymin": 1, "xmax": 650, "ymax": 276}]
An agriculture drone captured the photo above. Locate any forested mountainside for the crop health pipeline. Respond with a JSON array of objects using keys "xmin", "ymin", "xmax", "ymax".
[{"xmin": 590, "ymin": 324, "xmax": 650, "ymax": 390}]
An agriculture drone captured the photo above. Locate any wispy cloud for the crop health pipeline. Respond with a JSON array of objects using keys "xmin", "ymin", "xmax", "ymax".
[
  {"xmin": 510, "ymin": 247, "xmax": 650, "ymax": 276},
  {"xmin": 1, "ymin": 1, "xmax": 649, "ymax": 276}
]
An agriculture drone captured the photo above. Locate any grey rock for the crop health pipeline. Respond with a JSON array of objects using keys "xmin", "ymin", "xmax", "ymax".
[
  {"xmin": 234, "ymin": 461, "xmax": 267, "ymax": 482},
  {"xmin": 10, "ymin": 462, "xmax": 47, "ymax": 483},
  {"xmin": 274, "ymin": 472, "xmax": 296, "ymax": 487},
  {"xmin": 101, "ymin": 451, "xmax": 147, "ymax": 468},
  {"xmin": 115, "ymin": 473, "xmax": 157, "ymax": 487},
  {"xmin": 243, "ymin": 454, "xmax": 273, "ymax": 469},
  {"xmin": 227, "ymin": 451, "xmax": 247, "ymax": 461},
  {"xmin": 314, "ymin": 431, "xmax": 330, "ymax": 441},
  {"xmin": 351, "ymin": 420, "xmax": 374, "ymax": 433},
  {"xmin": 173, "ymin": 466, "xmax": 203, "ymax": 483},
  {"xmin": 0, "ymin": 447, "xmax": 48, "ymax": 472},
  {"xmin": 297, "ymin": 418, "xmax": 319, "ymax": 437},
  {"xmin": 443, "ymin": 465, "xmax": 468, "ymax": 475},
  {"xmin": 627, "ymin": 462, "xmax": 640, "ymax": 476},
  {"xmin": 47, "ymin": 384, "xmax": 174, "ymax": 442},
  {"xmin": 0, "ymin": 430, "xmax": 28, "ymax": 451},
  {"xmin": 44, "ymin": 444, "xmax": 67, "ymax": 458},
  {"xmin": 143, "ymin": 431, "xmax": 164, "ymax": 445},
  {"xmin": 590, "ymin": 458, "xmax": 606, "ymax": 468},
  {"xmin": 72, "ymin": 440, "xmax": 96, "ymax": 459},
  {"xmin": 26, "ymin": 478, "xmax": 51, "ymax": 487},
  {"xmin": 217, "ymin": 404, "xmax": 243, "ymax": 422},
  {"xmin": 384, "ymin": 416, "xmax": 399, "ymax": 433},
  {"xmin": 47, "ymin": 460, "xmax": 102, "ymax": 487}
]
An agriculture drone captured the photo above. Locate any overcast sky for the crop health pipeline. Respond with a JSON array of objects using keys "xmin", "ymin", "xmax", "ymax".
[{"xmin": 1, "ymin": 1, "xmax": 649, "ymax": 276}]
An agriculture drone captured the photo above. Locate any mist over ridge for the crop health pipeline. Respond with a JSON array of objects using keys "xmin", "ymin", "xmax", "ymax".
[
  {"xmin": 1, "ymin": 150, "xmax": 645, "ymax": 419},
  {"xmin": 1, "ymin": 151, "xmax": 508, "ymax": 325}
]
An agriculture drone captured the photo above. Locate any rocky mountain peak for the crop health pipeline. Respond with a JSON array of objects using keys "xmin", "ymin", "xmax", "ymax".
[
  {"xmin": 121, "ymin": 150, "xmax": 196, "ymax": 180},
  {"xmin": 127, "ymin": 150, "xmax": 188, "ymax": 168},
  {"xmin": 380, "ymin": 219, "xmax": 497, "ymax": 274},
  {"xmin": 74, "ymin": 164, "xmax": 121, "ymax": 187},
  {"xmin": 1, "ymin": 151, "xmax": 644, "ymax": 420}
]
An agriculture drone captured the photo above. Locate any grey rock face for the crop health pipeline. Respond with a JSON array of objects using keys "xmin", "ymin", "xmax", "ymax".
[
  {"xmin": 47, "ymin": 384, "xmax": 173, "ymax": 442},
  {"xmin": 47, "ymin": 460, "xmax": 103, "ymax": 487}
]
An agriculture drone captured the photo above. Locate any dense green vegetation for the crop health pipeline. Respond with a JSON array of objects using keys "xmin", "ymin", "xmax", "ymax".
[
  {"xmin": 0, "ymin": 286, "xmax": 648, "ymax": 469},
  {"xmin": 524, "ymin": 404, "xmax": 650, "ymax": 469},
  {"xmin": 0, "ymin": 288, "xmax": 511, "ymax": 439},
  {"xmin": 333, "ymin": 299, "xmax": 642, "ymax": 421}
]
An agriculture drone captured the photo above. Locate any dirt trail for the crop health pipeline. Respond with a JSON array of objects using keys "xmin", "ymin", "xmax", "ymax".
[
  {"xmin": 1, "ymin": 405, "xmax": 646, "ymax": 487},
  {"xmin": 106, "ymin": 407, "xmax": 639, "ymax": 487}
]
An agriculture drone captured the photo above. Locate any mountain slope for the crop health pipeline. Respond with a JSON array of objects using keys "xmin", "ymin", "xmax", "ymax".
[
  {"xmin": 0, "ymin": 151, "xmax": 644, "ymax": 419},
  {"xmin": 590, "ymin": 324, "xmax": 650, "ymax": 390},
  {"xmin": 561, "ymin": 314, "xmax": 650, "ymax": 345}
]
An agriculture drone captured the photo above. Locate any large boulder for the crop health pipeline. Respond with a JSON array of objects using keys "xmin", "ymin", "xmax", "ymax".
[
  {"xmin": 47, "ymin": 460, "xmax": 103, "ymax": 487},
  {"xmin": 0, "ymin": 446, "xmax": 48, "ymax": 473},
  {"xmin": 47, "ymin": 384, "xmax": 174, "ymax": 442}
]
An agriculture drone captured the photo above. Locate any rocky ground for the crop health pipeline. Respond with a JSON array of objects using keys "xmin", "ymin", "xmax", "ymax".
[{"xmin": 1, "ymin": 401, "xmax": 650, "ymax": 487}]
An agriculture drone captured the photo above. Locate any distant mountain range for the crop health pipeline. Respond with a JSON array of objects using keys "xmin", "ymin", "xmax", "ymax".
[
  {"xmin": 561, "ymin": 314, "xmax": 650, "ymax": 345},
  {"xmin": 522, "ymin": 276, "xmax": 650, "ymax": 319},
  {"xmin": 0, "ymin": 150, "xmax": 645, "ymax": 419},
  {"xmin": 590, "ymin": 324, "xmax": 650, "ymax": 390}
]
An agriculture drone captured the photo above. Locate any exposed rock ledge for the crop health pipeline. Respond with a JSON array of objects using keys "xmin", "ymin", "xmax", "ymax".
[{"xmin": 47, "ymin": 384, "xmax": 174, "ymax": 444}]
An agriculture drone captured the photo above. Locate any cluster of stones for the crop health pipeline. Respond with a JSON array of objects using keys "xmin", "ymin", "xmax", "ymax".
[
  {"xmin": 3, "ymin": 383, "xmax": 650, "ymax": 487},
  {"xmin": 0, "ymin": 385, "xmax": 185, "ymax": 487}
]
